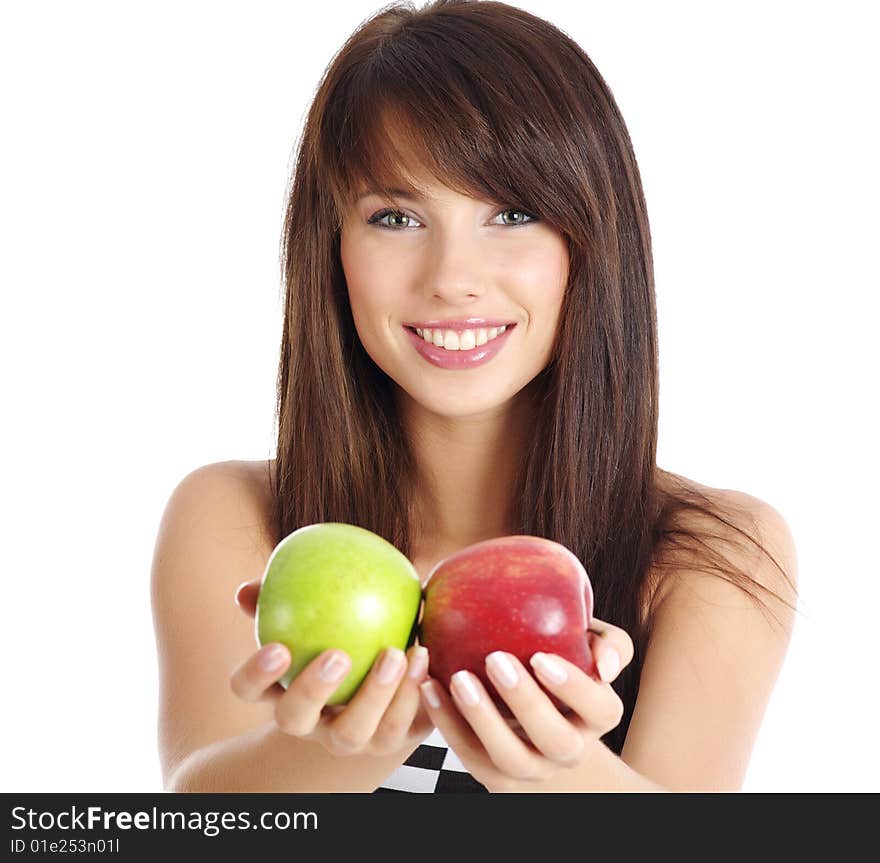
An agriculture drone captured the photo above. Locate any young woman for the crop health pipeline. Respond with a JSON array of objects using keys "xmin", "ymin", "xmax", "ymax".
[{"xmin": 151, "ymin": 0, "xmax": 799, "ymax": 793}]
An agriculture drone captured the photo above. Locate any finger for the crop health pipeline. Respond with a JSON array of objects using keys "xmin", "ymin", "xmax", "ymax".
[
  {"xmin": 484, "ymin": 652, "xmax": 585, "ymax": 765},
  {"xmin": 274, "ymin": 649, "xmax": 352, "ymax": 737},
  {"xmin": 409, "ymin": 703, "xmax": 436, "ymax": 741},
  {"xmin": 234, "ymin": 578, "xmax": 262, "ymax": 617},
  {"xmin": 445, "ymin": 670, "xmax": 546, "ymax": 781},
  {"xmin": 371, "ymin": 645, "xmax": 431, "ymax": 751},
  {"xmin": 529, "ymin": 652, "xmax": 624, "ymax": 734},
  {"xmin": 587, "ymin": 617, "xmax": 634, "ymax": 682},
  {"xmin": 230, "ymin": 643, "xmax": 291, "ymax": 703},
  {"xmin": 324, "ymin": 647, "xmax": 408, "ymax": 752},
  {"xmin": 419, "ymin": 676, "xmax": 484, "ymax": 758}
]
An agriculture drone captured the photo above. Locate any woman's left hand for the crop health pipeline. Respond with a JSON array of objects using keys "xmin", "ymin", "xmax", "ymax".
[{"xmin": 418, "ymin": 618, "xmax": 633, "ymax": 791}]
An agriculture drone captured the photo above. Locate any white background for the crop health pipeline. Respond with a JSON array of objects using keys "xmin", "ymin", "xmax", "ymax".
[{"xmin": 2, "ymin": 0, "xmax": 877, "ymax": 792}]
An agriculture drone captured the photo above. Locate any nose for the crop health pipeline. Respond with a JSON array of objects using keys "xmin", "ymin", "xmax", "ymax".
[{"xmin": 422, "ymin": 229, "xmax": 489, "ymax": 305}]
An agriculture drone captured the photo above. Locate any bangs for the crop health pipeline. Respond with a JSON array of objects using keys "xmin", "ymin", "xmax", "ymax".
[
  {"xmin": 329, "ymin": 101, "xmax": 505, "ymax": 216},
  {"xmin": 316, "ymin": 16, "xmax": 587, "ymax": 233},
  {"xmin": 345, "ymin": 105, "xmax": 473, "ymax": 206}
]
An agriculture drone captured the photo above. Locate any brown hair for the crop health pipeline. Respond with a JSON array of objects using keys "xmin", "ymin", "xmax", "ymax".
[{"xmin": 269, "ymin": 0, "xmax": 798, "ymax": 755}]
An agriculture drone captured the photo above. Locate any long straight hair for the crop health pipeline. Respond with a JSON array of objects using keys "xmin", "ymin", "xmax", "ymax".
[{"xmin": 270, "ymin": 0, "xmax": 798, "ymax": 755}]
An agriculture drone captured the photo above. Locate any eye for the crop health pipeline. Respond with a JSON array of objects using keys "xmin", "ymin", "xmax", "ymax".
[
  {"xmin": 367, "ymin": 209, "xmax": 423, "ymax": 229},
  {"xmin": 493, "ymin": 208, "xmax": 537, "ymax": 227}
]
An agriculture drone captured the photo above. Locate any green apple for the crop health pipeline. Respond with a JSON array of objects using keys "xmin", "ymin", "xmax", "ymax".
[{"xmin": 255, "ymin": 522, "xmax": 422, "ymax": 704}]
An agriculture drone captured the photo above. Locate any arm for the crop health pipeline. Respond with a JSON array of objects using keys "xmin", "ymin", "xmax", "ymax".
[
  {"xmin": 151, "ymin": 461, "xmax": 427, "ymax": 793},
  {"xmin": 514, "ymin": 739, "xmax": 668, "ymax": 792},
  {"xmin": 168, "ymin": 721, "xmax": 409, "ymax": 793},
  {"xmin": 615, "ymin": 496, "xmax": 799, "ymax": 791}
]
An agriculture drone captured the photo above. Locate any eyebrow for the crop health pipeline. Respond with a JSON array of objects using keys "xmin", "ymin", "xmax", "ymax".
[{"xmin": 356, "ymin": 188, "xmax": 426, "ymax": 203}]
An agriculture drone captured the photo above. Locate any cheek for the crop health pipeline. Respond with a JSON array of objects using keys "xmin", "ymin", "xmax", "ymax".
[
  {"xmin": 508, "ymin": 238, "xmax": 569, "ymax": 313},
  {"xmin": 340, "ymin": 235, "xmax": 394, "ymax": 321}
]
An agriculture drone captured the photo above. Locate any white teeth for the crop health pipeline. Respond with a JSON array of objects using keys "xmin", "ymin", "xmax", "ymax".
[
  {"xmin": 444, "ymin": 330, "xmax": 461, "ymax": 350},
  {"xmin": 413, "ymin": 325, "xmax": 508, "ymax": 350}
]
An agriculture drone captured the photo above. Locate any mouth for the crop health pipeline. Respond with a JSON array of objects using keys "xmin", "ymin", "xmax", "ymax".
[
  {"xmin": 402, "ymin": 323, "xmax": 517, "ymax": 369},
  {"xmin": 403, "ymin": 323, "xmax": 515, "ymax": 352}
]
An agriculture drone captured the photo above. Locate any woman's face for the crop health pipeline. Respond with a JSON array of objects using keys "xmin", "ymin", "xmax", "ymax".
[{"xmin": 339, "ymin": 177, "xmax": 569, "ymax": 419}]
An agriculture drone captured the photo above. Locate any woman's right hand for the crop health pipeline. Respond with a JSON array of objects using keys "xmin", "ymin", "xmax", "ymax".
[{"xmin": 230, "ymin": 579, "xmax": 434, "ymax": 757}]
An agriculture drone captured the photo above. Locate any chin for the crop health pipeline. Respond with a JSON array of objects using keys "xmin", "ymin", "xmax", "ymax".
[{"xmin": 404, "ymin": 377, "xmax": 524, "ymax": 419}]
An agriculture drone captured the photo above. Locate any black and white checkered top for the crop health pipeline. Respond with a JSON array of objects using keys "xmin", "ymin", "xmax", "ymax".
[{"xmin": 373, "ymin": 727, "xmax": 488, "ymax": 793}]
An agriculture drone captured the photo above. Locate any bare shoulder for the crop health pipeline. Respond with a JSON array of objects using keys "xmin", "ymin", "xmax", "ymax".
[
  {"xmin": 169, "ymin": 459, "xmax": 276, "ymax": 551},
  {"xmin": 654, "ymin": 471, "xmax": 799, "ymax": 609}
]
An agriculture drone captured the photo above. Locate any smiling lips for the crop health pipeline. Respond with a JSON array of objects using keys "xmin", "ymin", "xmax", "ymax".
[
  {"xmin": 412, "ymin": 325, "xmax": 509, "ymax": 351},
  {"xmin": 404, "ymin": 323, "xmax": 516, "ymax": 369}
]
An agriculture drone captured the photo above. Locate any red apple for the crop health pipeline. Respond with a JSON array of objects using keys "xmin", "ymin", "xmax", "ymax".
[{"xmin": 418, "ymin": 535, "xmax": 596, "ymax": 717}]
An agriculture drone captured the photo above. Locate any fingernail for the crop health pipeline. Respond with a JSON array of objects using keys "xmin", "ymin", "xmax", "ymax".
[
  {"xmin": 598, "ymin": 649, "xmax": 621, "ymax": 682},
  {"xmin": 451, "ymin": 670, "xmax": 481, "ymax": 706},
  {"xmin": 407, "ymin": 646, "xmax": 429, "ymax": 680},
  {"xmin": 530, "ymin": 652, "xmax": 568, "ymax": 684},
  {"xmin": 486, "ymin": 651, "xmax": 519, "ymax": 688},
  {"xmin": 259, "ymin": 644, "xmax": 287, "ymax": 672},
  {"xmin": 420, "ymin": 680, "xmax": 441, "ymax": 708},
  {"xmin": 376, "ymin": 648, "xmax": 405, "ymax": 685},
  {"xmin": 319, "ymin": 652, "xmax": 350, "ymax": 683}
]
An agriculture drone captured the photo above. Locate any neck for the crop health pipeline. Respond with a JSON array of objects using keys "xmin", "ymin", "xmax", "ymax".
[{"xmin": 398, "ymin": 378, "xmax": 543, "ymax": 556}]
